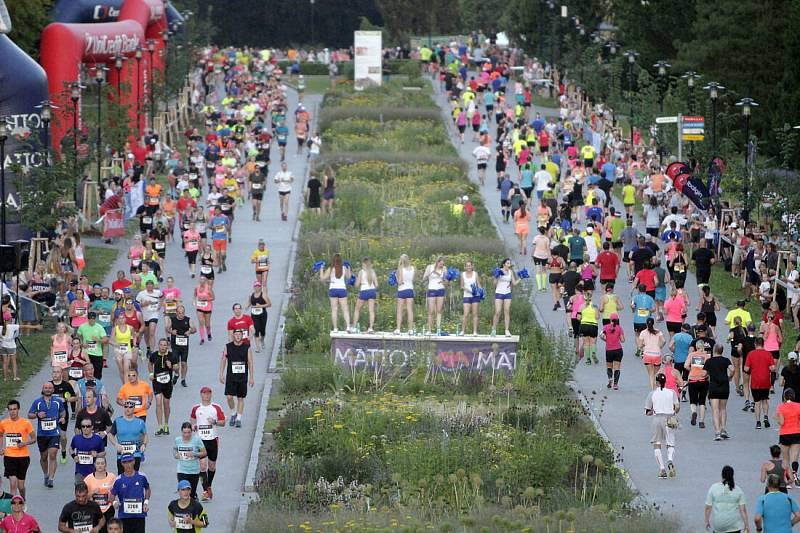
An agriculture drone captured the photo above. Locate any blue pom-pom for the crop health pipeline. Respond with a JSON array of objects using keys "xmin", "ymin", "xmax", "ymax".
[
  {"xmin": 517, "ymin": 268, "xmax": 530, "ymax": 279},
  {"xmin": 470, "ymin": 283, "xmax": 479, "ymax": 297},
  {"xmin": 477, "ymin": 287, "xmax": 486, "ymax": 301},
  {"xmin": 347, "ymin": 274, "xmax": 357, "ymax": 286},
  {"xmin": 343, "ymin": 261, "xmax": 351, "ymax": 269},
  {"xmin": 493, "ymin": 267, "xmax": 503, "ymax": 279},
  {"xmin": 312, "ymin": 260, "xmax": 326, "ymax": 273},
  {"xmin": 388, "ymin": 271, "xmax": 398, "ymax": 287},
  {"xmin": 445, "ymin": 267, "xmax": 459, "ymax": 282}
]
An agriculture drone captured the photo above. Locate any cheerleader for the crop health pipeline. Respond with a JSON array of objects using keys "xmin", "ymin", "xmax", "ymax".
[
  {"xmin": 423, "ymin": 256, "xmax": 447, "ymax": 334},
  {"xmin": 394, "ymin": 254, "xmax": 415, "ymax": 334},
  {"xmin": 320, "ymin": 254, "xmax": 351, "ymax": 333},
  {"xmin": 353, "ymin": 258, "xmax": 378, "ymax": 333},
  {"xmin": 492, "ymin": 258, "xmax": 520, "ymax": 337},
  {"xmin": 461, "ymin": 261, "xmax": 481, "ymax": 336}
]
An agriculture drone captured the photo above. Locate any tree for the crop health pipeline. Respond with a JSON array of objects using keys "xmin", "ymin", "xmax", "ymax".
[
  {"xmin": 375, "ymin": 0, "xmax": 461, "ymax": 42},
  {"xmin": 4, "ymin": 0, "xmax": 53, "ymax": 59},
  {"xmin": 459, "ymin": 0, "xmax": 506, "ymax": 33}
]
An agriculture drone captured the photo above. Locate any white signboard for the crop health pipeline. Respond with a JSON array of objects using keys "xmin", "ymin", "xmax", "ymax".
[{"xmin": 354, "ymin": 31, "xmax": 382, "ymax": 91}]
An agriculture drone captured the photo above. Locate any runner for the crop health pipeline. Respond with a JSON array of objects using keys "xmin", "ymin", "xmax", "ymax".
[
  {"xmin": 209, "ymin": 206, "xmax": 230, "ymax": 273},
  {"xmin": 547, "ymin": 251, "xmax": 566, "ymax": 311},
  {"xmin": 250, "ymin": 239, "xmax": 271, "ymax": 288},
  {"xmin": 28, "ymin": 381, "xmax": 65, "ymax": 488},
  {"xmin": 111, "ymin": 314, "xmax": 137, "ymax": 385},
  {"xmin": 77, "ymin": 312, "xmax": 109, "ymax": 383},
  {"xmin": 704, "ymin": 344, "xmax": 734, "ymax": 441},
  {"xmin": 149, "ymin": 338, "xmax": 178, "ymax": 436},
  {"xmin": 116, "ymin": 369, "xmax": 153, "ymax": 422},
  {"xmin": 135, "ymin": 280, "xmax": 164, "ymax": 353},
  {"xmin": 59, "ymin": 481, "xmax": 105, "ymax": 533},
  {"xmin": 761, "ymin": 445, "xmax": 791, "ymax": 492},
  {"xmin": 49, "ymin": 367, "xmax": 77, "ymax": 466},
  {"xmin": 194, "ymin": 277, "xmax": 215, "ymax": 345},
  {"xmin": 0, "ymin": 400, "xmax": 35, "ymax": 498},
  {"xmin": 578, "ymin": 292, "xmax": 600, "ymax": 365},
  {"xmin": 600, "ymin": 313, "xmax": 625, "ymax": 389},
  {"xmin": 638, "ymin": 318, "xmax": 665, "ymax": 389},
  {"xmin": 274, "ymin": 162, "xmax": 294, "ymax": 221},
  {"xmin": 531, "ymin": 226, "xmax": 550, "ymax": 291},
  {"xmin": 107, "ymin": 401, "xmax": 147, "ymax": 474},
  {"xmin": 687, "ymin": 339, "xmax": 710, "ymax": 429},
  {"xmin": 166, "ymin": 305, "xmax": 197, "ymax": 387},
  {"xmin": 110, "ymin": 454, "xmax": 150, "ymax": 533},
  {"xmin": 198, "ymin": 245, "xmax": 217, "ymax": 285},
  {"xmin": 173, "ymin": 422, "xmax": 207, "ymax": 500},
  {"xmin": 745, "ymin": 337, "xmax": 776, "ymax": 430},
  {"xmin": 168, "ymin": 479, "xmax": 209, "ymax": 531},
  {"xmin": 776, "ymin": 388, "xmax": 800, "ymax": 487},
  {"xmin": 83, "ymin": 456, "xmax": 116, "ymax": 528},
  {"xmin": 227, "ymin": 303, "xmax": 255, "ymax": 346},
  {"xmin": 703, "ymin": 466, "xmax": 748, "ymax": 533},
  {"xmin": 645, "ymin": 372, "xmax": 679, "ymax": 479},
  {"xmin": 0, "ymin": 495, "xmax": 39, "ymax": 532},
  {"xmin": 183, "ymin": 222, "xmax": 201, "ymax": 278},
  {"xmin": 219, "ymin": 329, "xmax": 254, "ymax": 429}
]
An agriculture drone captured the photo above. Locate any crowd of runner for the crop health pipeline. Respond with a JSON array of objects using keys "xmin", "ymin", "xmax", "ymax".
[{"xmin": 0, "ymin": 46, "xmax": 318, "ymax": 532}]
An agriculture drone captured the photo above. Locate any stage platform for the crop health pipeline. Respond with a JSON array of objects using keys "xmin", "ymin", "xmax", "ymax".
[{"xmin": 329, "ymin": 331, "xmax": 520, "ymax": 374}]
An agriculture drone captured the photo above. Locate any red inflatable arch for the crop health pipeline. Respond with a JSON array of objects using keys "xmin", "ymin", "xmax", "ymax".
[{"xmin": 40, "ymin": 0, "xmax": 168, "ymax": 153}]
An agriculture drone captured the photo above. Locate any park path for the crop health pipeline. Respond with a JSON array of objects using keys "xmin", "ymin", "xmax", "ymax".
[
  {"xmin": 433, "ymin": 80, "xmax": 770, "ymax": 532},
  {"xmin": 19, "ymin": 85, "xmax": 319, "ymax": 532}
]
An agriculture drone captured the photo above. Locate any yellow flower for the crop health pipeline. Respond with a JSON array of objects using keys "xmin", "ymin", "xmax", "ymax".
[{"xmin": 333, "ymin": 424, "xmax": 344, "ymax": 429}]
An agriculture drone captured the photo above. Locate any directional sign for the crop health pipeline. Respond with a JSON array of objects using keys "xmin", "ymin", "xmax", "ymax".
[
  {"xmin": 681, "ymin": 115, "xmax": 705, "ymax": 142},
  {"xmin": 656, "ymin": 116, "xmax": 678, "ymax": 124}
]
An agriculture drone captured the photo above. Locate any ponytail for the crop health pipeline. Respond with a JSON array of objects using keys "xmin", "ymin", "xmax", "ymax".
[
  {"xmin": 646, "ymin": 317, "xmax": 656, "ymax": 335},
  {"xmin": 721, "ymin": 465, "xmax": 735, "ymax": 490}
]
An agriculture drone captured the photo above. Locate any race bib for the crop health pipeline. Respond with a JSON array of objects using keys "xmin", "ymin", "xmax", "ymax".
[
  {"xmin": 76, "ymin": 307, "xmax": 86, "ymax": 316},
  {"xmin": 200, "ymin": 266, "xmax": 212, "ymax": 275},
  {"xmin": 196, "ymin": 223, "xmax": 206, "ymax": 233},
  {"xmin": 148, "ymin": 196, "xmax": 159, "ymax": 204},
  {"xmin": 98, "ymin": 313, "xmax": 111, "ymax": 323},
  {"xmin": 148, "ymin": 304, "xmax": 159, "ymax": 312},
  {"xmin": 637, "ymin": 308, "xmax": 650, "ymax": 318},
  {"xmin": 251, "ymin": 307, "xmax": 263, "ymax": 315},
  {"xmin": 75, "ymin": 524, "xmax": 92, "ymax": 533},
  {"xmin": 175, "ymin": 336, "xmax": 189, "ymax": 346},
  {"xmin": 214, "ymin": 225, "xmax": 226, "ymax": 234},
  {"xmin": 92, "ymin": 493, "xmax": 109, "ymax": 507},
  {"xmin": 87, "ymin": 341, "xmax": 97, "ymax": 351},
  {"xmin": 123, "ymin": 499, "xmax": 143, "ymax": 514},
  {"xmin": 142, "ymin": 216, "xmax": 153, "ymax": 225},
  {"xmin": 118, "ymin": 344, "xmax": 130, "ymax": 354},
  {"xmin": 188, "ymin": 240, "xmax": 198, "ymax": 248},
  {"xmin": 175, "ymin": 514, "xmax": 194, "ymax": 530},
  {"xmin": 120, "ymin": 442, "xmax": 137, "ymax": 454},
  {"xmin": 165, "ymin": 302, "xmax": 177, "ymax": 313},
  {"xmin": 198, "ymin": 424, "xmax": 213, "ymax": 440},
  {"xmin": 197, "ymin": 299, "xmax": 208, "ymax": 308},
  {"xmin": 68, "ymin": 368, "xmax": 84, "ymax": 380},
  {"xmin": 252, "ymin": 182, "xmax": 262, "ymax": 190},
  {"xmin": 77, "ymin": 451, "xmax": 94, "ymax": 465},
  {"xmin": 155, "ymin": 242, "xmax": 166, "ymax": 250},
  {"xmin": 674, "ymin": 264, "xmax": 685, "ymax": 273},
  {"xmin": 231, "ymin": 362, "xmax": 246, "ymax": 374},
  {"xmin": 129, "ymin": 396, "xmax": 142, "ymax": 407},
  {"xmin": 41, "ymin": 418, "xmax": 57, "ymax": 431},
  {"xmin": 4, "ymin": 434, "xmax": 21, "ymax": 448},
  {"xmin": 53, "ymin": 351, "xmax": 68, "ymax": 363},
  {"xmin": 132, "ymin": 259, "xmax": 141, "ymax": 268},
  {"xmin": 177, "ymin": 447, "xmax": 194, "ymax": 461},
  {"xmin": 156, "ymin": 372, "xmax": 171, "ymax": 384}
]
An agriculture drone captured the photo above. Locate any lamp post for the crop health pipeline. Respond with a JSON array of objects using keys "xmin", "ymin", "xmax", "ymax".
[
  {"xmin": 538, "ymin": 0, "xmax": 544, "ymax": 60},
  {"xmin": 95, "ymin": 66, "xmax": 107, "ymax": 181},
  {"xmin": 681, "ymin": 71, "xmax": 701, "ymax": 114},
  {"xmin": 70, "ymin": 83, "xmax": 81, "ymax": 171},
  {"xmin": 0, "ymin": 120, "xmax": 10, "ymax": 244},
  {"xmin": 113, "ymin": 55, "xmax": 124, "ymax": 99},
  {"xmin": 135, "ymin": 47, "xmax": 142, "ymax": 131},
  {"xmin": 703, "ymin": 82, "xmax": 724, "ymax": 155},
  {"xmin": 605, "ymin": 41, "xmax": 617, "ymax": 99},
  {"xmin": 558, "ymin": 4, "xmax": 567, "ymax": 70},
  {"xmin": 546, "ymin": 0, "xmax": 555, "ymax": 97},
  {"xmin": 310, "ymin": 0, "xmax": 315, "ymax": 46},
  {"xmin": 653, "ymin": 61, "xmax": 670, "ymax": 164},
  {"xmin": 735, "ymin": 97, "xmax": 758, "ymax": 223},
  {"xmin": 147, "ymin": 39, "xmax": 156, "ymax": 132},
  {"xmin": 162, "ymin": 30, "xmax": 171, "ymax": 112},
  {"xmin": 37, "ymin": 101, "xmax": 53, "ymax": 169},
  {"xmin": 623, "ymin": 49, "xmax": 639, "ymax": 148}
]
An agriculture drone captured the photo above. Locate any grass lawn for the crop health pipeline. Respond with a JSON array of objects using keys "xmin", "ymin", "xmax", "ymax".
[
  {"xmin": 284, "ymin": 75, "xmax": 335, "ymax": 94},
  {"xmin": 3, "ymin": 245, "xmax": 118, "ymax": 402},
  {"xmin": 532, "ymin": 93, "xmax": 559, "ymax": 108}
]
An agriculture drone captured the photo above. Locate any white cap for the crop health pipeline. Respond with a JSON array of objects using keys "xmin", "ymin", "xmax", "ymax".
[
  {"xmin": 586, "ymin": 226, "xmax": 593, "ymax": 233},
  {"xmin": 462, "ymin": 196, "xmax": 469, "ymax": 201},
  {"xmin": 790, "ymin": 351, "xmax": 798, "ymax": 360}
]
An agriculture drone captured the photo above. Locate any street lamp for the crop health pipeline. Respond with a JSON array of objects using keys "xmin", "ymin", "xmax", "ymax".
[
  {"xmin": 70, "ymin": 83, "xmax": 81, "ymax": 169},
  {"xmin": 94, "ymin": 65, "xmax": 108, "ymax": 181},
  {"xmin": 113, "ymin": 55, "xmax": 124, "ymax": 99},
  {"xmin": 310, "ymin": 0, "xmax": 316, "ymax": 46},
  {"xmin": 623, "ymin": 49, "xmax": 639, "ymax": 147},
  {"xmin": 735, "ymin": 97, "xmax": 759, "ymax": 222},
  {"xmin": 703, "ymin": 82, "xmax": 725, "ymax": 155},
  {"xmin": 558, "ymin": 5, "xmax": 567, "ymax": 70},
  {"xmin": 681, "ymin": 71, "xmax": 701, "ymax": 114},
  {"xmin": 135, "ymin": 47, "xmax": 142, "ymax": 130},
  {"xmin": 147, "ymin": 39, "xmax": 156, "ymax": 132},
  {"xmin": 652, "ymin": 61, "xmax": 670, "ymax": 164},
  {"xmin": 35, "ymin": 100, "xmax": 54, "ymax": 169},
  {"xmin": 0, "ymin": 120, "xmax": 12, "ymax": 244}
]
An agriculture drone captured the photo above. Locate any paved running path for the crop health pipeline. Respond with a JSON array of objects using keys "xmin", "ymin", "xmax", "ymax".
[
  {"xmin": 433, "ymin": 81, "xmax": 772, "ymax": 532},
  {"xmin": 19, "ymin": 87, "xmax": 319, "ymax": 531}
]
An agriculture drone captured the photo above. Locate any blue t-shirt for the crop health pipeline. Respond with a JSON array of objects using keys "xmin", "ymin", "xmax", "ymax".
[
  {"xmin": 77, "ymin": 378, "xmax": 106, "ymax": 403},
  {"xmin": 551, "ymin": 153, "xmax": 562, "ymax": 168},
  {"xmin": 586, "ymin": 207, "xmax": 604, "ymax": 224},
  {"xmin": 484, "ymin": 92, "xmax": 494, "ymax": 106},
  {"xmin": 174, "ymin": 435, "xmax": 206, "ymax": 475},
  {"xmin": 587, "ymin": 173, "xmax": 602, "ymax": 186},
  {"xmin": 602, "ymin": 162, "xmax": 616, "ymax": 181},
  {"xmin": 275, "ymin": 125, "xmax": 289, "ymax": 144},
  {"xmin": 520, "ymin": 168, "xmax": 533, "ymax": 189},
  {"xmin": 112, "ymin": 471, "xmax": 150, "ymax": 519},
  {"xmin": 531, "ymin": 118, "xmax": 544, "ymax": 134},
  {"xmin": 210, "ymin": 215, "xmax": 229, "ymax": 241},
  {"xmin": 111, "ymin": 417, "xmax": 147, "ymax": 458},
  {"xmin": 500, "ymin": 179, "xmax": 513, "ymax": 199},
  {"xmin": 672, "ymin": 332, "xmax": 693, "ymax": 364},
  {"xmin": 28, "ymin": 396, "xmax": 64, "ymax": 437},
  {"xmin": 756, "ymin": 491, "xmax": 800, "ymax": 533},
  {"xmin": 632, "ymin": 294, "xmax": 655, "ymax": 324},
  {"xmin": 70, "ymin": 434, "xmax": 104, "ymax": 476}
]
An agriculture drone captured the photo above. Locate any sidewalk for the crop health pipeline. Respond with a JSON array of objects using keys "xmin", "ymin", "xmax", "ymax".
[
  {"xmin": 433, "ymin": 82, "xmax": 769, "ymax": 532},
  {"xmin": 20, "ymin": 88, "xmax": 319, "ymax": 532}
]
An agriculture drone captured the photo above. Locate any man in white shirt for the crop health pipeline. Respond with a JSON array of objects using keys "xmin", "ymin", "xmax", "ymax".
[
  {"xmin": 534, "ymin": 164, "xmax": 552, "ymax": 201},
  {"xmin": 273, "ymin": 162, "xmax": 294, "ymax": 221},
  {"xmin": 645, "ymin": 372, "xmax": 680, "ymax": 479},
  {"xmin": 472, "ymin": 145, "xmax": 491, "ymax": 185}
]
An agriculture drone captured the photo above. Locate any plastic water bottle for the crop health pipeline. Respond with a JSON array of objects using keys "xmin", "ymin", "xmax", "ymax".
[
  {"xmin": 455, "ymin": 324, "xmax": 461, "ymax": 336},
  {"xmin": 356, "ymin": 323, "xmax": 361, "ymax": 334}
]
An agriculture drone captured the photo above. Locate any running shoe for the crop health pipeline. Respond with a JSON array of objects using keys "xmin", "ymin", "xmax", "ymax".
[
  {"xmin": 714, "ymin": 433, "xmax": 721, "ymax": 441},
  {"xmin": 172, "ymin": 375, "xmax": 179, "ymax": 386},
  {"xmin": 721, "ymin": 430, "xmax": 730, "ymax": 439},
  {"xmin": 59, "ymin": 453, "xmax": 67, "ymax": 464},
  {"xmin": 46, "ymin": 478, "xmax": 54, "ymax": 488},
  {"xmin": 698, "ymin": 421, "xmax": 705, "ymax": 429},
  {"xmin": 155, "ymin": 427, "xmax": 165, "ymax": 436},
  {"xmin": 658, "ymin": 470, "xmax": 668, "ymax": 479},
  {"xmin": 229, "ymin": 414, "xmax": 237, "ymax": 427},
  {"xmin": 235, "ymin": 419, "xmax": 242, "ymax": 428},
  {"xmin": 690, "ymin": 412, "xmax": 697, "ymax": 426},
  {"xmin": 756, "ymin": 421, "xmax": 762, "ymax": 429},
  {"xmin": 164, "ymin": 426, "xmax": 170, "ymax": 435},
  {"xmin": 208, "ymin": 334, "xmax": 213, "ymax": 341},
  {"xmin": 201, "ymin": 490, "xmax": 210, "ymax": 502},
  {"xmin": 764, "ymin": 418, "xmax": 771, "ymax": 429},
  {"xmin": 750, "ymin": 403, "xmax": 755, "ymax": 413},
  {"xmin": 613, "ymin": 383, "xmax": 619, "ymax": 390},
  {"xmin": 607, "ymin": 379, "xmax": 613, "ymax": 389},
  {"xmin": 667, "ymin": 462, "xmax": 676, "ymax": 477},
  {"xmin": 742, "ymin": 400, "xmax": 751, "ymax": 412},
  {"xmin": 206, "ymin": 486, "xmax": 213, "ymax": 500},
  {"xmin": 181, "ymin": 379, "xmax": 187, "ymax": 388}
]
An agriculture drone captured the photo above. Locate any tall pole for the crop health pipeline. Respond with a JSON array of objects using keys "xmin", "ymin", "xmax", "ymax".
[
  {"xmin": 148, "ymin": 40, "xmax": 156, "ymax": 133},
  {"xmin": 310, "ymin": 0, "xmax": 315, "ymax": 46},
  {"xmin": 70, "ymin": 83, "xmax": 81, "ymax": 202},
  {"xmin": 538, "ymin": 1, "xmax": 544, "ymax": 59},
  {"xmin": 704, "ymin": 82, "xmax": 724, "ymax": 156},
  {"xmin": 624, "ymin": 50, "xmax": 638, "ymax": 148},
  {"xmin": 682, "ymin": 71, "xmax": 700, "ymax": 158},
  {"xmin": 95, "ymin": 67, "xmax": 106, "ymax": 182},
  {"xmin": 736, "ymin": 97, "xmax": 758, "ymax": 223},
  {"xmin": 654, "ymin": 61, "xmax": 670, "ymax": 165},
  {"xmin": 0, "ymin": 123, "xmax": 7, "ymax": 244}
]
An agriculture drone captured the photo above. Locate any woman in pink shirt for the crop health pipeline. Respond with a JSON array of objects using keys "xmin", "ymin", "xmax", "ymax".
[
  {"xmin": 600, "ymin": 313, "xmax": 626, "ymax": 389},
  {"xmin": 663, "ymin": 288, "xmax": 687, "ymax": 341},
  {"xmin": 0, "ymin": 495, "xmax": 40, "ymax": 532},
  {"xmin": 638, "ymin": 317, "xmax": 666, "ymax": 389},
  {"xmin": 183, "ymin": 221, "xmax": 201, "ymax": 278},
  {"xmin": 568, "ymin": 284, "xmax": 585, "ymax": 354}
]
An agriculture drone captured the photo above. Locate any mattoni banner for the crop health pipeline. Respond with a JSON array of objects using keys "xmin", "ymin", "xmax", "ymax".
[
  {"xmin": 102, "ymin": 209, "xmax": 125, "ymax": 238},
  {"xmin": 331, "ymin": 336, "xmax": 517, "ymax": 374}
]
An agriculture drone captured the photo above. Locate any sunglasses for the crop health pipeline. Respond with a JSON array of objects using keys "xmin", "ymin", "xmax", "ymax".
[
  {"xmin": 11, "ymin": 502, "xmax": 23, "ymax": 505},
  {"xmin": 81, "ymin": 424, "xmax": 93, "ymax": 428}
]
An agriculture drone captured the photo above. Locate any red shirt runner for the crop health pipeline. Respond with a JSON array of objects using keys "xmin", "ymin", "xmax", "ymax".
[
  {"xmin": 745, "ymin": 348, "xmax": 775, "ymax": 390},
  {"xmin": 595, "ymin": 251, "xmax": 620, "ymax": 281},
  {"xmin": 227, "ymin": 315, "xmax": 254, "ymax": 344},
  {"xmin": 634, "ymin": 268, "xmax": 657, "ymax": 292}
]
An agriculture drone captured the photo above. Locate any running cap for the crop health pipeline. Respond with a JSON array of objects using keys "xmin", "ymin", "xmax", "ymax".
[
  {"xmin": 200, "ymin": 386, "xmax": 212, "ymax": 393},
  {"xmin": 790, "ymin": 352, "xmax": 799, "ymax": 361},
  {"xmin": 177, "ymin": 480, "xmax": 192, "ymax": 490},
  {"xmin": 610, "ymin": 313, "xmax": 619, "ymax": 320},
  {"xmin": 10, "ymin": 495, "xmax": 24, "ymax": 504},
  {"xmin": 120, "ymin": 453, "xmax": 135, "ymax": 462},
  {"xmin": 114, "ymin": 289, "xmax": 123, "ymax": 295},
  {"xmin": 586, "ymin": 226, "xmax": 593, "ymax": 233},
  {"xmin": 253, "ymin": 281, "xmax": 261, "ymax": 287},
  {"xmin": 462, "ymin": 195, "xmax": 469, "ymax": 201},
  {"xmin": 87, "ymin": 311, "xmax": 97, "ymax": 319}
]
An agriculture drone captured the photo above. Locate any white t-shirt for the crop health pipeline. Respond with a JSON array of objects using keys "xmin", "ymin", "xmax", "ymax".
[
  {"xmin": 274, "ymin": 171, "xmax": 294, "ymax": 193},
  {"xmin": 534, "ymin": 170, "xmax": 551, "ymax": 191},
  {"xmin": 646, "ymin": 387, "xmax": 677, "ymax": 415},
  {"xmin": 136, "ymin": 289, "xmax": 163, "ymax": 321},
  {"xmin": 472, "ymin": 145, "xmax": 491, "ymax": 163}
]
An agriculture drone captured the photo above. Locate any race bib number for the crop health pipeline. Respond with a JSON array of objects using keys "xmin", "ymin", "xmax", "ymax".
[
  {"xmin": 76, "ymin": 307, "xmax": 86, "ymax": 316},
  {"xmin": 129, "ymin": 396, "xmax": 142, "ymax": 406},
  {"xmin": 75, "ymin": 524, "xmax": 92, "ymax": 533},
  {"xmin": 120, "ymin": 442, "xmax": 136, "ymax": 454},
  {"xmin": 148, "ymin": 196, "xmax": 159, "ymax": 204},
  {"xmin": 4, "ymin": 434, "xmax": 21, "ymax": 448},
  {"xmin": 148, "ymin": 304, "xmax": 159, "ymax": 312},
  {"xmin": 77, "ymin": 451, "xmax": 94, "ymax": 465},
  {"xmin": 53, "ymin": 351, "xmax": 68, "ymax": 363},
  {"xmin": 98, "ymin": 313, "xmax": 111, "ymax": 323},
  {"xmin": 41, "ymin": 418, "xmax": 57, "ymax": 431},
  {"xmin": 674, "ymin": 263, "xmax": 685, "ymax": 273},
  {"xmin": 86, "ymin": 341, "xmax": 97, "ymax": 351},
  {"xmin": 155, "ymin": 242, "xmax": 166, "ymax": 250},
  {"xmin": 123, "ymin": 499, "xmax": 143, "ymax": 514},
  {"xmin": 214, "ymin": 225, "xmax": 226, "ymax": 234},
  {"xmin": 252, "ymin": 182, "xmax": 262, "ymax": 190},
  {"xmin": 197, "ymin": 299, "xmax": 208, "ymax": 308},
  {"xmin": 156, "ymin": 372, "xmax": 171, "ymax": 384},
  {"xmin": 175, "ymin": 514, "xmax": 194, "ymax": 529},
  {"xmin": 165, "ymin": 302, "xmax": 177, "ymax": 313},
  {"xmin": 197, "ymin": 223, "xmax": 206, "ymax": 233},
  {"xmin": 142, "ymin": 216, "xmax": 153, "ymax": 225},
  {"xmin": 637, "ymin": 308, "xmax": 650, "ymax": 318},
  {"xmin": 132, "ymin": 259, "xmax": 141, "ymax": 268},
  {"xmin": 251, "ymin": 307, "xmax": 263, "ymax": 315},
  {"xmin": 177, "ymin": 447, "xmax": 194, "ymax": 461},
  {"xmin": 68, "ymin": 368, "xmax": 84, "ymax": 380},
  {"xmin": 231, "ymin": 362, "xmax": 246, "ymax": 374},
  {"xmin": 92, "ymin": 493, "xmax": 109, "ymax": 507},
  {"xmin": 188, "ymin": 240, "xmax": 198, "ymax": 248},
  {"xmin": 118, "ymin": 344, "xmax": 130, "ymax": 354},
  {"xmin": 175, "ymin": 336, "xmax": 189, "ymax": 346},
  {"xmin": 198, "ymin": 424, "xmax": 213, "ymax": 440},
  {"xmin": 200, "ymin": 266, "xmax": 212, "ymax": 275}
]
